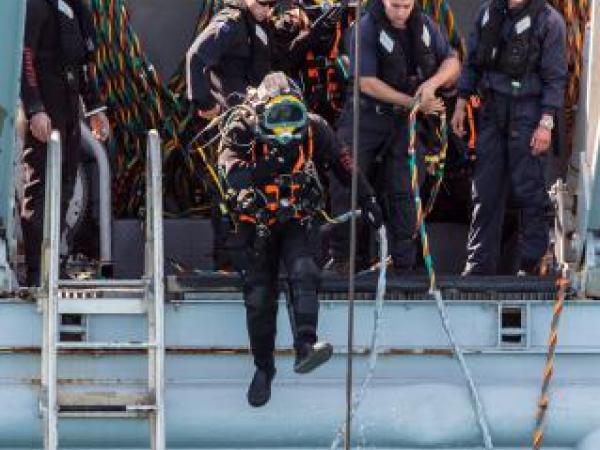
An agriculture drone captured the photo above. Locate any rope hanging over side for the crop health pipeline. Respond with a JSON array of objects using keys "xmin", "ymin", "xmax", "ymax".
[
  {"xmin": 532, "ymin": 269, "xmax": 569, "ymax": 450},
  {"xmin": 408, "ymin": 101, "xmax": 438, "ymax": 286},
  {"xmin": 329, "ymin": 214, "xmax": 389, "ymax": 450},
  {"xmin": 407, "ymin": 100, "xmax": 494, "ymax": 450}
]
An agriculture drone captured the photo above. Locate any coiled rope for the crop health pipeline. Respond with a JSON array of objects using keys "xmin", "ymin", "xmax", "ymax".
[
  {"xmin": 414, "ymin": 111, "xmax": 449, "ymax": 233},
  {"xmin": 90, "ymin": 0, "xmax": 222, "ymax": 217}
]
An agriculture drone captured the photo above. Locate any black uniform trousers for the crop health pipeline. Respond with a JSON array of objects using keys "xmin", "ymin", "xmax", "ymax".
[
  {"xmin": 230, "ymin": 221, "xmax": 321, "ymax": 371},
  {"xmin": 330, "ymin": 104, "xmax": 423, "ymax": 268},
  {"xmin": 21, "ymin": 116, "xmax": 81, "ymax": 286},
  {"xmin": 465, "ymin": 93, "xmax": 549, "ymax": 274}
]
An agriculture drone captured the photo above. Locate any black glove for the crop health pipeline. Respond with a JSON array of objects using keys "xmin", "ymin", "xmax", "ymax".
[{"xmin": 360, "ymin": 196, "xmax": 383, "ymax": 230}]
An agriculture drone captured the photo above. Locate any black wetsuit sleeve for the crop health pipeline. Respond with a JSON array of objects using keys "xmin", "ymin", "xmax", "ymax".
[
  {"xmin": 289, "ymin": 18, "xmax": 338, "ymax": 61},
  {"xmin": 457, "ymin": 6, "xmax": 486, "ymax": 99},
  {"xmin": 21, "ymin": 0, "xmax": 49, "ymax": 117},
  {"xmin": 539, "ymin": 9, "xmax": 568, "ymax": 113},
  {"xmin": 186, "ymin": 16, "xmax": 245, "ymax": 110},
  {"xmin": 310, "ymin": 114, "xmax": 375, "ymax": 199},
  {"xmin": 279, "ymin": 29, "xmax": 312, "ymax": 70}
]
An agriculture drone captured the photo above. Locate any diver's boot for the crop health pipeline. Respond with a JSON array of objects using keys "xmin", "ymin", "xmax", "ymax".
[
  {"xmin": 294, "ymin": 342, "xmax": 333, "ymax": 374},
  {"xmin": 247, "ymin": 367, "xmax": 276, "ymax": 407}
]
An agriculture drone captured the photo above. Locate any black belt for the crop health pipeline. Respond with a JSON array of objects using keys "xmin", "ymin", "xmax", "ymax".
[{"xmin": 358, "ymin": 98, "xmax": 408, "ymax": 116}]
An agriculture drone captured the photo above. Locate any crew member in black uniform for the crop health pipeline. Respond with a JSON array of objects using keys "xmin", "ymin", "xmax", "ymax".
[
  {"xmin": 270, "ymin": 4, "xmax": 337, "ymax": 73},
  {"xmin": 451, "ymin": 0, "xmax": 567, "ymax": 275},
  {"xmin": 219, "ymin": 72, "xmax": 382, "ymax": 407},
  {"xmin": 186, "ymin": 0, "xmax": 276, "ymax": 117},
  {"xmin": 328, "ymin": 0, "xmax": 460, "ymax": 273},
  {"xmin": 20, "ymin": 0, "xmax": 108, "ymax": 286},
  {"xmin": 186, "ymin": 0, "xmax": 275, "ymax": 271},
  {"xmin": 270, "ymin": 2, "xmax": 348, "ymax": 123}
]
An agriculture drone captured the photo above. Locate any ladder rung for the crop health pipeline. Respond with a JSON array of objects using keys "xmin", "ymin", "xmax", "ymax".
[
  {"xmin": 58, "ymin": 324, "xmax": 86, "ymax": 333},
  {"xmin": 58, "ymin": 279, "xmax": 149, "ymax": 289},
  {"xmin": 126, "ymin": 404, "xmax": 158, "ymax": 412},
  {"xmin": 57, "ymin": 391, "xmax": 156, "ymax": 417},
  {"xmin": 58, "ymin": 390, "xmax": 152, "ymax": 404},
  {"xmin": 56, "ymin": 341, "xmax": 156, "ymax": 350},
  {"xmin": 500, "ymin": 328, "xmax": 527, "ymax": 336},
  {"xmin": 58, "ymin": 407, "xmax": 156, "ymax": 419},
  {"xmin": 59, "ymin": 410, "xmax": 150, "ymax": 418},
  {"xmin": 58, "ymin": 298, "xmax": 147, "ymax": 315}
]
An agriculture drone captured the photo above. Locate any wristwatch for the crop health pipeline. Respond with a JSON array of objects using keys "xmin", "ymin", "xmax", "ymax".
[{"xmin": 539, "ymin": 115, "xmax": 555, "ymax": 131}]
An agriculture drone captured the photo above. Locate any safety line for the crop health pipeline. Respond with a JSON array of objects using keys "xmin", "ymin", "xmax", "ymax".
[
  {"xmin": 532, "ymin": 269, "xmax": 568, "ymax": 450},
  {"xmin": 408, "ymin": 100, "xmax": 494, "ymax": 450}
]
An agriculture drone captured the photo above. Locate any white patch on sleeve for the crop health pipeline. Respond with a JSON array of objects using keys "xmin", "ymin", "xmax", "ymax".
[
  {"xmin": 379, "ymin": 30, "xmax": 394, "ymax": 54},
  {"xmin": 255, "ymin": 24, "xmax": 268, "ymax": 46},
  {"xmin": 422, "ymin": 25, "xmax": 431, "ymax": 48},
  {"xmin": 57, "ymin": 0, "xmax": 74, "ymax": 20},
  {"xmin": 515, "ymin": 15, "xmax": 532, "ymax": 35},
  {"xmin": 482, "ymin": 8, "xmax": 489, "ymax": 27}
]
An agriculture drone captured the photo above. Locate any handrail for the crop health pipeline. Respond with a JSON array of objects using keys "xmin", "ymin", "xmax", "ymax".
[{"xmin": 80, "ymin": 122, "xmax": 112, "ymax": 264}]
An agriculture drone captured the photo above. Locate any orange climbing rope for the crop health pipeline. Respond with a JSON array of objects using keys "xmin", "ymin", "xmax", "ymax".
[{"xmin": 532, "ymin": 270, "xmax": 569, "ymax": 450}]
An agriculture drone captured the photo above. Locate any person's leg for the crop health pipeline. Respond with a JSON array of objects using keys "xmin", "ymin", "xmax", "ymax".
[
  {"xmin": 282, "ymin": 222, "xmax": 320, "ymax": 348},
  {"xmin": 60, "ymin": 120, "xmax": 81, "ymax": 260},
  {"xmin": 327, "ymin": 110, "xmax": 389, "ymax": 272},
  {"xmin": 239, "ymin": 224, "xmax": 281, "ymax": 406},
  {"xmin": 507, "ymin": 99, "xmax": 549, "ymax": 273},
  {"xmin": 242, "ymin": 227, "xmax": 281, "ymax": 372},
  {"xmin": 20, "ymin": 114, "xmax": 79, "ymax": 286},
  {"xmin": 211, "ymin": 203, "xmax": 233, "ymax": 271},
  {"xmin": 328, "ymin": 108, "xmax": 354, "ymax": 267},
  {"xmin": 384, "ymin": 122, "xmax": 418, "ymax": 270},
  {"xmin": 464, "ymin": 99, "xmax": 509, "ymax": 275},
  {"xmin": 21, "ymin": 131, "xmax": 48, "ymax": 286},
  {"xmin": 282, "ymin": 221, "xmax": 332, "ymax": 373}
]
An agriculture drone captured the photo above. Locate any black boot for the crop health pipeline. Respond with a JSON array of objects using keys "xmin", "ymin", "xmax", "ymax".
[
  {"xmin": 247, "ymin": 367, "xmax": 276, "ymax": 407},
  {"xmin": 294, "ymin": 341, "xmax": 333, "ymax": 374}
]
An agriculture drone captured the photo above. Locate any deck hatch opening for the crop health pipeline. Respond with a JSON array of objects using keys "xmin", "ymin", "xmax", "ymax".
[
  {"xmin": 499, "ymin": 304, "xmax": 527, "ymax": 347},
  {"xmin": 59, "ymin": 314, "xmax": 86, "ymax": 342}
]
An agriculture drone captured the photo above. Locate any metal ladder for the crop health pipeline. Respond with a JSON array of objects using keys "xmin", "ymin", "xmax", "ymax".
[{"xmin": 39, "ymin": 130, "xmax": 165, "ymax": 450}]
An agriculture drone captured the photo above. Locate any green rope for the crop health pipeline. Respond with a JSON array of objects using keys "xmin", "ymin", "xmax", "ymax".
[{"xmin": 90, "ymin": 0, "xmax": 223, "ymax": 217}]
